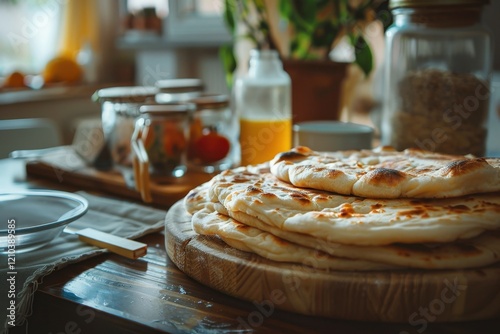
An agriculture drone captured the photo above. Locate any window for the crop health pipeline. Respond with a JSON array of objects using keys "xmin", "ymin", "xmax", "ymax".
[
  {"xmin": 127, "ymin": 0, "xmax": 168, "ymax": 16},
  {"xmin": 0, "ymin": 0, "xmax": 63, "ymax": 77},
  {"xmin": 166, "ymin": 0, "xmax": 231, "ymax": 44}
]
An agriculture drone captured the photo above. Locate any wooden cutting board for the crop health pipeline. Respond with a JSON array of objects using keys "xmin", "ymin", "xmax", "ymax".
[
  {"xmin": 165, "ymin": 200, "xmax": 500, "ymax": 323},
  {"xmin": 25, "ymin": 146, "xmax": 212, "ymax": 207}
]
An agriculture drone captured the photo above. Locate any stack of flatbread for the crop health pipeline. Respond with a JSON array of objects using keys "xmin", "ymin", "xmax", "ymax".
[{"xmin": 184, "ymin": 146, "xmax": 500, "ymax": 271}]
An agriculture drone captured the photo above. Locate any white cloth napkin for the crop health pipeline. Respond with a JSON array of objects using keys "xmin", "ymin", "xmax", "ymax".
[{"xmin": 1, "ymin": 191, "xmax": 167, "ymax": 332}]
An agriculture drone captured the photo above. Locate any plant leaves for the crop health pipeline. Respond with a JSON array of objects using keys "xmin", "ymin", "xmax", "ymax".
[
  {"xmin": 278, "ymin": 0, "xmax": 293, "ymax": 18},
  {"xmin": 219, "ymin": 44, "xmax": 237, "ymax": 89},
  {"xmin": 291, "ymin": 32, "xmax": 313, "ymax": 59},
  {"xmin": 311, "ymin": 21, "xmax": 337, "ymax": 48},
  {"xmin": 223, "ymin": 0, "xmax": 236, "ymax": 34},
  {"xmin": 296, "ymin": 0, "xmax": 318, "ymax": 24},
  {"xmin": 351, "ymin": 35, "xmax": 373, "ymax": 76}
]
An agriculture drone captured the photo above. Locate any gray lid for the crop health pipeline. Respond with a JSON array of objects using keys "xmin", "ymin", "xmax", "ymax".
[
  {"xmin": 155, "ymin": 78, "xmax": 204, "ymax": 93},
  {"xmin": 92, "ymin": 86, "xmax": 158, "ymax": 103},
  {"xmin": 189, "ymin": 94, "xmax": 229, "ymax": 110},
  {"xmin": 139, "ymin": 102, "xmax": 196, "ymax": 115}
]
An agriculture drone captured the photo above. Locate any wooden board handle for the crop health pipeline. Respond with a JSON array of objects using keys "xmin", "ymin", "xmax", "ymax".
[{"xmin": 75, "ymin": 228, "xmax": 147, "ymax": 259}]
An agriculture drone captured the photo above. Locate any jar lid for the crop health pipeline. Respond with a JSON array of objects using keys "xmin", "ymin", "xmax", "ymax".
[
  {"xmin": 389, "ymin": 0, "xmax": 489, "ymax": 9},
  {"xmin": 92, "ymin": 86, "xmax": 158, "ymax": 103},
  {"xmin": 139, "ymin": 102, "xmax": 196, "ymax": 116},
  {"xmin": 155, "ymin": 78, "xmax": 204, "ymax": 93},
  {"xmin": 189, "ymin": 94, "xmax": 229, "ymax": 110}
]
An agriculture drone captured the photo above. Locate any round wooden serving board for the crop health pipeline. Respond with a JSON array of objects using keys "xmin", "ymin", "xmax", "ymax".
[{"xmin": 165, "ymin": 200, "xmax": 500, "ymax": 323}]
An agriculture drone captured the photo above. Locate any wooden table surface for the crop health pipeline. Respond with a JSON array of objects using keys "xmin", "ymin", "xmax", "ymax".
[{"xmin": 2, "ymin": 159, "xmax": 499, "ymax": 334}]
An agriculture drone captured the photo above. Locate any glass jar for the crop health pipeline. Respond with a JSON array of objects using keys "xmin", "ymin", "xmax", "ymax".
[
  {"xmin": 133, "ymin": 103, "xmax": 194, "ymax": 178},
  {"xmin": 187, "ymin": 94, "xmax": 237, "ymax": 173},
  {"xmin": 93, "ymin": 86, "xmax": 158, "ymax": 167},
  {"xmin": 381, "ymin": 0, "xmax": 491, "ymax": 156},
  {"xmin": 155, "ymin": 78, "xmax": 204, "ymax": 103},
  {"xmin": 234, "ymin": 49, "xmax": 292, "ymax": 165}
]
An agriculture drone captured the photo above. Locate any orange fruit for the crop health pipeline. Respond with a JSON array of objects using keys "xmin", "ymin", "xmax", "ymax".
[
  {"xmin": 3, "ymin": 71, "xmax": 26, "ymax": 88},
  {"xmin": 43, "ymin": 56, "xmax": 83, "ymax": 84}
]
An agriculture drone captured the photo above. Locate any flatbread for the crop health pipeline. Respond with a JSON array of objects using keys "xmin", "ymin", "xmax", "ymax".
[
  {"xmin": 206, "ymin": 168, "xmax": 500, "ymax": 246},
  {"xmin": 192, "ymin": 207, "xmax": 398, "ymax": 271},
  {"xmin": 186, "ymin": 178, "xmax": 500, "ymax": 270},
  {"xmin": 269, "ymin": 146, "xmax": 500, "ymax": 199}
]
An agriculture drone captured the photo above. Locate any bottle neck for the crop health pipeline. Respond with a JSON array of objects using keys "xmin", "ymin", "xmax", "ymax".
[
  {"xmin": 248, "ymin": 49, "xmax": 283, "ymax": 76},
  {"xmin": 393, "ymin": 5, "xmax": 483, "ymax": 28}
]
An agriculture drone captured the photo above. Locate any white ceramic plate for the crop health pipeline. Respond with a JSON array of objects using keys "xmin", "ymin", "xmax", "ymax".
[{"xmin": 0, "ymin": 190, "xmax": 88, "ymax": 253}]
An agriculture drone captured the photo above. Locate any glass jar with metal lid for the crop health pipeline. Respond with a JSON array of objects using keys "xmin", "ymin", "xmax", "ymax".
[
  {"xmin": 93, "ymin": 86, "xmax": 158, "ymax": 167},
  {"xmin": 381, "ymin": 0, "xmax": 492, "ymax": 156},
  {"xmin": 187, "ymin": 94, "xmax": 237, "ymax": 173},
  {"xmin": 155, "ymin": 78, "xmax": 204, "ymax": 103},
  {"xmin": 132, "ymin": 102, "xmax": 195, "ymax": 202}
]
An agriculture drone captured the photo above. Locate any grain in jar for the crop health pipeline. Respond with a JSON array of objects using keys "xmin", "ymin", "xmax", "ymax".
[{"xmin": 381, "ymin": 0, "xmax": 491, "ymax": 156}]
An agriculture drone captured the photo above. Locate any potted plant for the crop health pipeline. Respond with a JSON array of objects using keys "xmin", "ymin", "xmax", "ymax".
[{"xmin": 221, "ymin": 0, "xmax": 386, "ymax": 122}]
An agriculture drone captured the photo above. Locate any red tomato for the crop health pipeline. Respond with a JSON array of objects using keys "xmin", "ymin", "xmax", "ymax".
[{"xmin": 195, "ymin": 132, "xmax": 230, "ymax": 163}]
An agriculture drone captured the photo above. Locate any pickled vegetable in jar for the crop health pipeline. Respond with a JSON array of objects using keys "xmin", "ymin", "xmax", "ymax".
[{"xmin": 135, "ymin": 103, "xmax": 194, "ymax": 177}]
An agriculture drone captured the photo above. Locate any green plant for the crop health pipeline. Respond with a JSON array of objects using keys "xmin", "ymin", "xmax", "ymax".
[{"xmin": 221, "ymin": 0, "xmax": 385, "ymax": 87}]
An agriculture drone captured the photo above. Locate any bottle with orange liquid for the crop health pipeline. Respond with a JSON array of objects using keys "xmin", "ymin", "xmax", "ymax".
[{"xmin": 235, "ymin": 49, "xmax": 292, "ymax": 166}]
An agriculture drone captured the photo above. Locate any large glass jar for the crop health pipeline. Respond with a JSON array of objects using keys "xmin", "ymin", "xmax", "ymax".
[
  {"xmin": 234, "ymin": 49, "xmax": 292, "ymax": 165},
  {"xmin": 381, "ymin": 0, "xmax": 491, "ymax": 156},
  {"xmin": 93, "ymin": 86, "xmax": 158, "ymax": 167}
]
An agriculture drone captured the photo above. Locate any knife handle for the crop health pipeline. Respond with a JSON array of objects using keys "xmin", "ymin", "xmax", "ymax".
[{"xmin": 75, "ymin": 228, "xmax": 147, "ymax": 259}]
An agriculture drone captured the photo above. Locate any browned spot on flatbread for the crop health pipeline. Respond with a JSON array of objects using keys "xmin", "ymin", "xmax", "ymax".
[
  {"xmin": 365, "ymin": 168, "xmax": 407, "ymax": 186},
  {"xmin": 379, "ymin": 146, "xmax": 397, "ymax": 152},
  {"xmin": 397, "ymin": 250, "xmax": 411, "ymax": 257},
  {"xmin": 273, "ymin": 186, "xmax": 312, "ymax": 205},
  {"xmin": 312, "ymin": 212, "xmax": 335, "ymax": 219},
  {"xmin": 232, "ymin": 176, "xmax": 254, "ymax": 183},
  {"xmin": 338, "ymin": 203, "xmax": 355, "ymax": 218},
  {"xmin": 246, "ymin": 186, "xmax": 262, "ymax": 195},
  {"xmin": 269, "ymin": 234, "xmax": 290, "ymax": 246},
  {"xmin": 186, "ymin": 190, "xmax": 200, "ymax": 201},
  {"xmin": 253, "ymin": 199, "xmax": 263, "ymax": 205},
  {"xmin": 234, "ymin": 223, "xmax": 250, "ymax": 231},
  {"xmin": 447, "ymin": 205, "xmax": 470, "ymax": 213},
  {"xmin": 294, "ymin": 146, "xmax": 313, "ymax": 155},
  {"xmin": 218, "ymin": 182, "xmax": 235, "ymax": 188},
  {"xmin": 262, "ymin": 192, "xmax": 277, "ymax": 199},
  {"xmin": 272, "ymin": 150, "xmax": 308, "ymax": 163},
  {"xmin": 312, "ymin": 167, "xmax": 327, "ymax": 173},
  {"xmin": 437, "ymin": 158, "xmax": 487, "ymax": 177},
  {"xmin": 369, "ymin": 204, "xmax": 386, "ymax": 213},
  {"xmin": 293, "ymin": 164, "xmax": 311, "ymax": 174},
  {"xmin": 478, "ymin": 201, "xmax": 500, "ymax": 213},
  {"xmin": 289, "ymin": 191, "xmax": 311, "ymax": 205},
  {"xmin": 397, "ymin": 208, "xmax": 429, "ymax": 218},
  {"xmin": 325, "ymin": 169, "xmax": 343, "ymax": 178}
]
